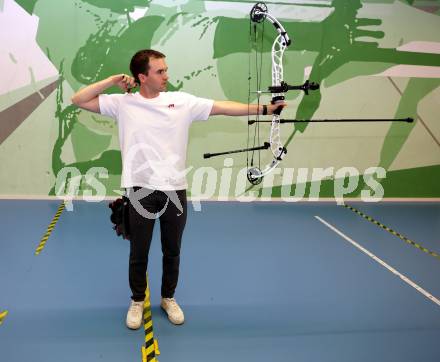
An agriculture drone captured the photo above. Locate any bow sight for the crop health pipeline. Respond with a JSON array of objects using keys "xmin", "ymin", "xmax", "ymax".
[{"xmin": 268, "ymin": 80, "xmax": 320, "ymax": 95}]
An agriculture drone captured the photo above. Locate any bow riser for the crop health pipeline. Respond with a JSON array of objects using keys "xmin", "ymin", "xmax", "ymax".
[{"xmin": 269, "ymin": 34, "xmax": 288, "ymax": 161}]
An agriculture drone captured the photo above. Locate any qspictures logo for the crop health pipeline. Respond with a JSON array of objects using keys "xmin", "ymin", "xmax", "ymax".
[{"xmin": 55, "ymin": 144, "xmax": 387, "ymax": 212}]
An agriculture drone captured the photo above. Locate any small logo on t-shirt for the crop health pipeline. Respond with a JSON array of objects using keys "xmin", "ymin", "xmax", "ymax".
[{"xmin": 168, "ymin": 104, "xmax": 175, "ymax": 108}]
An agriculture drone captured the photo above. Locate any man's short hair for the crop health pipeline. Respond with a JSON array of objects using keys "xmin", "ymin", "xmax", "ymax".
[{"xmin": 130, "ymin": 49, "xmax": 165, "ymax": 84}]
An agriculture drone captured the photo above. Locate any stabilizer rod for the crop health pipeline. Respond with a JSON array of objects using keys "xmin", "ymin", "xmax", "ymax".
[
  {"xmin": 248, "ymin": 117, "xmax": 414, "ymax": 125},
  {"xmin": 203, "ymin": 142, "xmax": 270, "ymax": 159}
]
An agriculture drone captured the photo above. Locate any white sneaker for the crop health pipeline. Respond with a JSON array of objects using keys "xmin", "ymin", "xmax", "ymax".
[
  {"xmin": 126, "ymin": 300, "xmax": 144, "ymax": 330},
  {"xmin": 160, "ymin": 297, "xmax": 184, "ymax": 325}
]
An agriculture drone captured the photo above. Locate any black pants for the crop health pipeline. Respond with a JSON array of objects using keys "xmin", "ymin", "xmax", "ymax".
[{"xmin": 127, "ymin": 188, "xmax": 187, "ymax": 302}]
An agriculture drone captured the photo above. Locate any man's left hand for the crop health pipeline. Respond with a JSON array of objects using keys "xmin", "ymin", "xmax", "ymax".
[{"xmin": 267, "ymin": 101, "xmax": 287, "ymax": 115}]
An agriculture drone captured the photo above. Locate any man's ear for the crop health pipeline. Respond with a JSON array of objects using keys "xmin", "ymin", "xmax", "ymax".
[{"xmin": 138, "ymin": 73, "xmax": 148, "ymax": 83}]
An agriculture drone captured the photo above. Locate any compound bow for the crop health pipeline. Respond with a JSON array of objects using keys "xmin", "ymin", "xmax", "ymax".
[
  {"xmin": 203, "ymin": 2, "xmax": 412, "ymax": 185},
  {"xmin": 204, "ymin": 2, "xmax": 319, "ymax": 185}
]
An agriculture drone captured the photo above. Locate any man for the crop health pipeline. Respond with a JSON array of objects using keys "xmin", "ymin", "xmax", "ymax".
[{"xmin": 71, "ymin": 49, "xmax": 284, "ymax": 329}]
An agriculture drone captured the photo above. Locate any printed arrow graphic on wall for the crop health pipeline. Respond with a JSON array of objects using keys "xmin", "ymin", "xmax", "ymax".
[{"xmin": 0, "ymin": 79, "xmax": 59, "ymax": 145}]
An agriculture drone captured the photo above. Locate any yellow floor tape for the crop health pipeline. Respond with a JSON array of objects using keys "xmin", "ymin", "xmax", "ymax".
[
  {"xmin": 344, "ymin": 204, "xmax": 440, "ymax": 261},
  {"xmin": 35, "ymin": 201, "xmax": 66, "ymax": 255},
  {"xmin": 0, "ymin": 310, "xmax": 9, "ymax": 325},
  {"xmin": 141, "ymin": 273, "xmax": 160, "ymax": 362}
]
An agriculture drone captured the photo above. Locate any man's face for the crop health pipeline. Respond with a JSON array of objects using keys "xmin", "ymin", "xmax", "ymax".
[{"xmin": 142, "ymin": 57, "xmax": 169, "ymax": 92}]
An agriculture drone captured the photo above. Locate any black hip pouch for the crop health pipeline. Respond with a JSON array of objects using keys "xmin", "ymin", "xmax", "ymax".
[{"xmin": 109, "ymin": 196, "xmax": 130, "ymax": 240}]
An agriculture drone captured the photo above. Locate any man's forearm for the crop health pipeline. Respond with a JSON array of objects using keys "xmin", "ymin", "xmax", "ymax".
[
  {"xmin": 71, "ymin": 76, "xmax": 116, "ymax": 105},
  {"xmin": 210, "ymin": 100, "xmax": 286, "ymax": 116},
  {"xmin": 247, "ymin": 103, "xmax": 263, "ymax": 116},
  {"xmin": 211, "ymin": 101, "xmax": 263, "ymax": 116}
]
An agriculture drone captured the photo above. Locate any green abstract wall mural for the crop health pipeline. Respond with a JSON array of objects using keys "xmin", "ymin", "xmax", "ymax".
[{"xmin": 0, "ymin": 0, "xmax": 439, "ymax": 199}]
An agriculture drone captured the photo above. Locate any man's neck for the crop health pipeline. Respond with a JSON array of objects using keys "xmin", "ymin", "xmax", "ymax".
[{"xmin": 139, "ymin": 87, "xmax": 160, "ymax": 99}]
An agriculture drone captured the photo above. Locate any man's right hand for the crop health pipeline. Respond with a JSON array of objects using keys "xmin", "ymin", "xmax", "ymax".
[{"xmin": 112, "ymin": 74, "xmax": 138, "ymax": 93}]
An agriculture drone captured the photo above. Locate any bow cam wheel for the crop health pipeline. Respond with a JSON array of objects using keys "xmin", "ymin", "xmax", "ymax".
[
  {"xmin": 247, "ymin": 167, "xmax": 263, "ymax": 185},
  {"xmin": 250, "ymin": 3, "xmax": 268, "ymax": 23}
]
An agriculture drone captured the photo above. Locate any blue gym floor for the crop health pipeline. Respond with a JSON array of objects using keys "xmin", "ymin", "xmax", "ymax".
[{"xmin": 0, "ymin": 200, "xmax": 439, "ymax": 362}]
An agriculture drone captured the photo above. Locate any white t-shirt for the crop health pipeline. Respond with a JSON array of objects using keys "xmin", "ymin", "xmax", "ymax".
[{"xmin": 99, "ymin": 91, "xmax": 214, "ymax": 190}]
